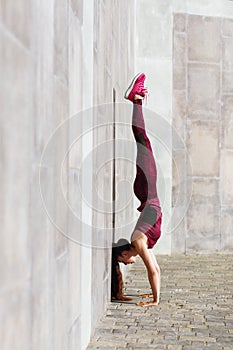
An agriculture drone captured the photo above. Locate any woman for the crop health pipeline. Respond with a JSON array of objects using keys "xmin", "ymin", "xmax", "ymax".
[{"xmin": 112, "ymin": 73, "xmax": 162, "ymax": 307}]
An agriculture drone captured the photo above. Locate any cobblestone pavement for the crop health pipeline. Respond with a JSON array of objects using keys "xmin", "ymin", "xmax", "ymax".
[{"xmin": 87, "ymin": 254, "xmax": 233, "ymax": 350}]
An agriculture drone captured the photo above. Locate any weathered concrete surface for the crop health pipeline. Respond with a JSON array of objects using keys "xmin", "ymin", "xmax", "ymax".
[
  {"xmin": 87, "ymin": 254, "xmax": 233, "ymax": 349},
  {"xmin": 172, "ymin": 13, "xmax": 233, "ymax": 254},
  {"xmin": 0, "ymin": 1, "xmax": 135, "ymax": 349}
]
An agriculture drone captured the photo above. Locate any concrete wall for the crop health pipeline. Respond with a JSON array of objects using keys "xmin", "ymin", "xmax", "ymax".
[
  {"xmin": 172, "ymin": 13, "xmax": 233, "ymax": 253},
  {"xmin": 135, "ymin": 0, "xmax": 233, "ymax": 254},
  {"xmin": 91, "ymin": 0, "xmax": 135, "ymax": 330},
  {"xmin": 0, "ymin": 1, "xmax": 135, "ymax": 349}
]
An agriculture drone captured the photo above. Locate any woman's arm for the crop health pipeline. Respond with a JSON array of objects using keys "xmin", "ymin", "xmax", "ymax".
[
  {"xmin": 149, "ymin": 249, "xmax": 161, "ymax": 298},
  {"xmin": 140, "ymin": 252, "xmax": 161, "ymax": 299},
  {"xmin": 133, "ymin": 233, "xmax": 160, "ymax": 306}
]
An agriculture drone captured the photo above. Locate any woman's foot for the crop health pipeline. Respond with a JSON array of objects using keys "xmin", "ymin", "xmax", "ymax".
[{"xmin": 124, "ymin": 73, "xmax": 148, "ymax": 103}]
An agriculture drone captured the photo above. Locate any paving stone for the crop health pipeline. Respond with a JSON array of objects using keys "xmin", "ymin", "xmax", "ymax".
[
  {"xmin": 167, "ymin": 345, "xmax": 183, "ymax": 350},
  {"xmin": 87, "ymin": 255, "xmax": 233, "ymax": 349}
]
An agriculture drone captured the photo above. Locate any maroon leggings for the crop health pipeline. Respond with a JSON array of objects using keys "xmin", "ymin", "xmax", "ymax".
[{"xmin": 132, "ymin": 103, "xmax": 159, "ymax": 211}]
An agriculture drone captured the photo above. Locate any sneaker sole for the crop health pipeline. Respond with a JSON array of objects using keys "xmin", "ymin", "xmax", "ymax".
[{"xmin": 124, "ymin": 72, "xmax": 144, "ymax": 100}]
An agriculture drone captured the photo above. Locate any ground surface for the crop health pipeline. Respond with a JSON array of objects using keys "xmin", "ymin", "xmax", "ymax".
[{"xmin": 87, "ymin": 254, "xmax": 233, "ymax": 350}]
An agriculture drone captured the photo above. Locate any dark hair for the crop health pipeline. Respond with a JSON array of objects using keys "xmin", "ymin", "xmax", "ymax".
[
  {"xmin": 112, "ymin": 239, "xmax": 131, "ymax": 260},
  {"xmin": 111, "ymin": 239, "xmax": 131, "ymax": 300}
]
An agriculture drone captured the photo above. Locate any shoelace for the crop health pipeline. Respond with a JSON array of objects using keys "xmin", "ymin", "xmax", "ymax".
[{"xmin": 136, "ymin": 83, "xmax": 149, "ymax": 104}]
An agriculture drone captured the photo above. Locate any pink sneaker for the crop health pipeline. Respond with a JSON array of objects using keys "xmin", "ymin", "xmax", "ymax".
[{"xmin": 124, "ymin": 73, "xmax": 147, "ymax": 103}]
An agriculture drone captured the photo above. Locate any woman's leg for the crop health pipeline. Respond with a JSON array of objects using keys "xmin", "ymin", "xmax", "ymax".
[{"xmin": 132, "ymin": 102, "xmax": 158, "ymax": 209}]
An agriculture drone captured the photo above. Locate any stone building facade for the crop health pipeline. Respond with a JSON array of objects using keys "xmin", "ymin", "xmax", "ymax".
[
  {"xmin": 172, "ymin": 12, "xmax": 233, "ymax": 253},
  {"xmin": 135, "ymin": 0, "xmax": 233, "ymax": 254}
]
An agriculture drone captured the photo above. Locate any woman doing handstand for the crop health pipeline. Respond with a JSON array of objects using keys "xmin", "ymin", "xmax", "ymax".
[{"xmin": 112, "ymin": 73, "xmax": 162, "ymax": 307}]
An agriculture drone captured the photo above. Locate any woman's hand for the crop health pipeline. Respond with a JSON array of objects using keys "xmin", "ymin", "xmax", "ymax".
[{"xmin": 137, "ymin": 300, "xmax": 159, "ymax": 307}]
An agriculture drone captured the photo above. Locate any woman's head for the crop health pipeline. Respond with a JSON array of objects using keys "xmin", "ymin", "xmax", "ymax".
[{"xmin": 112, "ymin": 239, "xmax": 136, "ymax": 265}]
